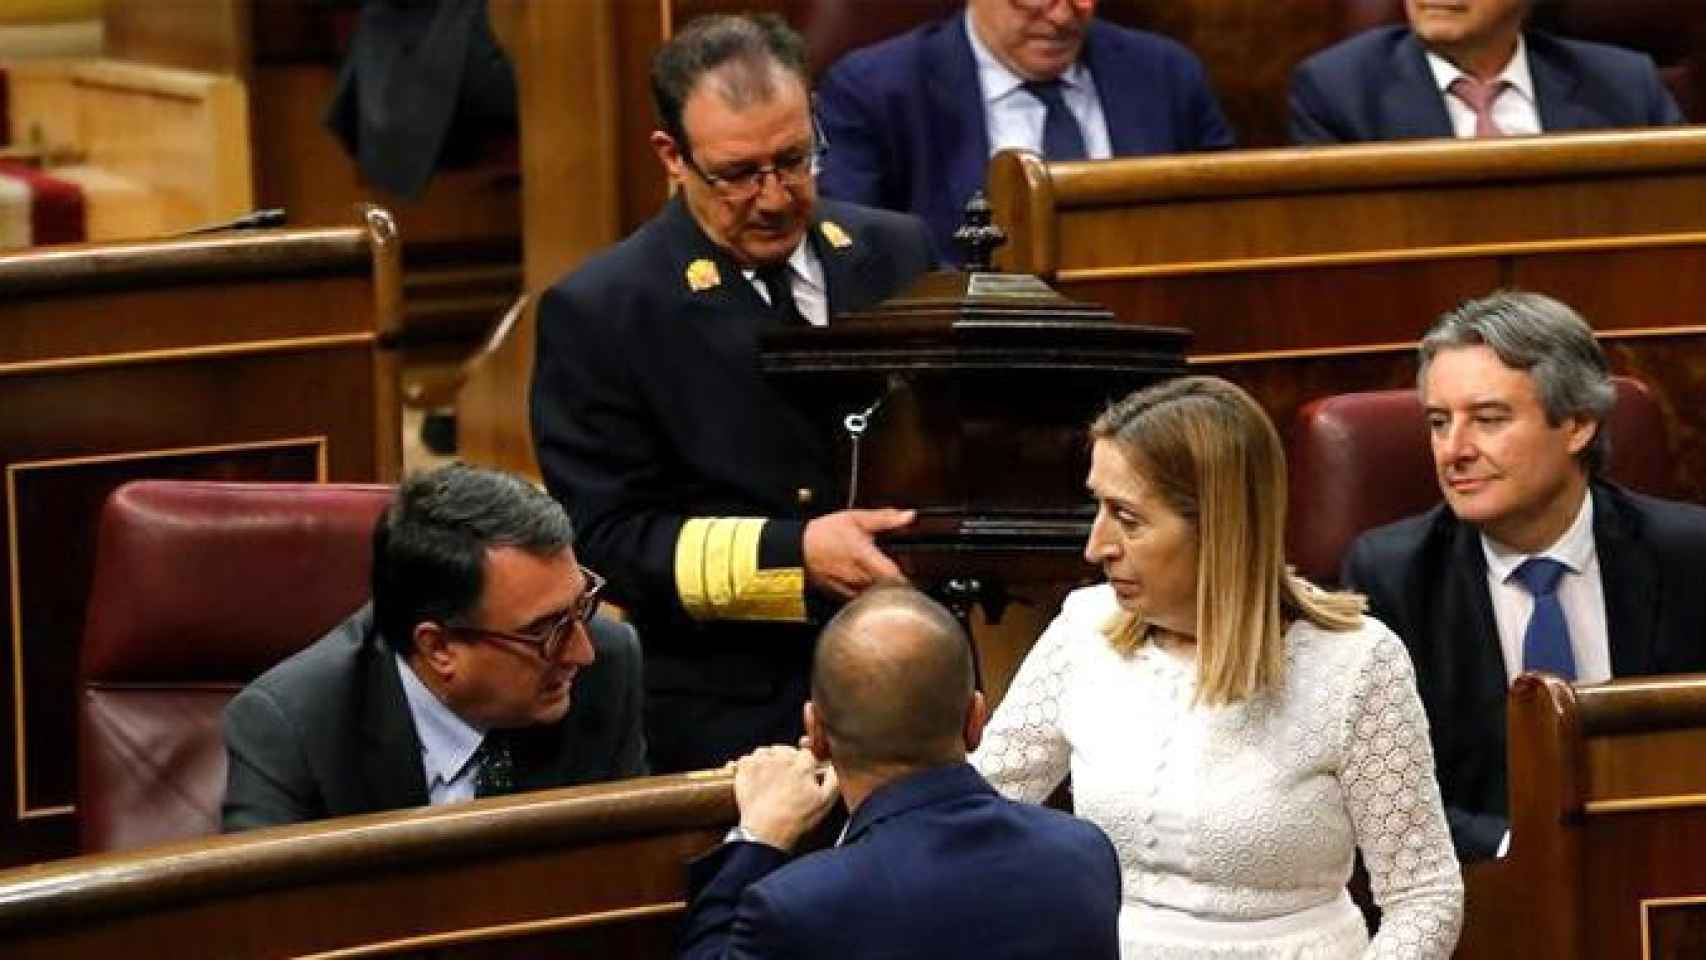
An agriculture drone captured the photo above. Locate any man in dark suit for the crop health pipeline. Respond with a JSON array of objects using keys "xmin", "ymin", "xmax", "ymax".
[
  {"xmin": 1342, "ymin": 291, "xmax": 1706, "ymax": 862},
  {"xmin": 816, "ymin": 0, "xmax": 1233, "ymax": 262},
  {"xmin": 222, "ymin": 464, "xmax": 645, "ymax": 830},
  {"xmin": 530, "ymin": 15, "xmax": 935, "ymax": 775},
  {"xmin": 1290, "ymin": 0, "xmax": 1684, "ymax": 144},
  {"xmin": 680, "ymin": 585, "xmax": 1121, "ymax": 959}
]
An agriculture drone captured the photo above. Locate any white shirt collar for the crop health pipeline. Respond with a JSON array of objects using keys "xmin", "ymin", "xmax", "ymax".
[
  {"xmin": 1425, "ymin": 34, "xmax": 1536, "ymax": 105},
  {"xmin": 963, "ymin": 9, "xmax": 1092, "ymax": 105},
  {"xmin": 741, "ymin": 238, "xmax": 823, "ymax": 298},
  {"xmin": 1481, "ymin": 485, "xmax": 1596, "ymax": 582},
  {"xmin": 395, "ymin": 652, "xmax": 486, "ymax": 792}
]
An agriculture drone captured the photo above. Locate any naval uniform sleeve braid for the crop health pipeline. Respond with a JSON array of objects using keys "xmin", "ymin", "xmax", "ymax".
[{"xmin": 674, "ymin": 517, "xmax": 807, "ymax": 622}]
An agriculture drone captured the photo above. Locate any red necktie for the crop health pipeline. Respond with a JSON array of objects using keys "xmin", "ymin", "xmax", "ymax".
[{"xmin": 1448, "ymin": 76, "xmax": 1511, "ymax": 138}]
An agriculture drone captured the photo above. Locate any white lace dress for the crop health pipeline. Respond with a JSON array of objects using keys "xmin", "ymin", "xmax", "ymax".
[{"xmin": 971, "ymin": 585, "xmax": 1462, "ymax": 959}]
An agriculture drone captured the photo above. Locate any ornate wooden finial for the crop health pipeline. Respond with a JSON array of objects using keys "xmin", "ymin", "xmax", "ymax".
[{"xmin": 951, "ymin": 191, "xmax": 1007, "ymax": 272}]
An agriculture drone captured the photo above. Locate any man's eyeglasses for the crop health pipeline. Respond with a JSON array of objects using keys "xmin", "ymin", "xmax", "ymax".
[
  {"xmin": 679, "ymin": 114, "xmax": 829, "ymax": 204},
  {"xmin": 443, "ymin": 566, "xmax": 606, "ymax": 662},
  {"xmin": 1009, "ymin": 0, "xmax": 1094, "ymax": 15}
]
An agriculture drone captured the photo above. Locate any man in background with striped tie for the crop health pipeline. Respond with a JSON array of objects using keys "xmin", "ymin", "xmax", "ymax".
[{"xmin": 816, "ymin": 0, "xmax": 1233, "ymax": 263}]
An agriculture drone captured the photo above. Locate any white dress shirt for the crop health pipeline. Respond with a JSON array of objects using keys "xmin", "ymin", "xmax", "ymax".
[
  {"xmin": 1481, "ymin": 490, "xmax": 1612, "ymax": 686},
  {"xmin": 395, "ymin": 652, "xmax": 487, "ymax": 805},
  {"xmin": 963, "ymin": 12, "xmax": 1113, "ymax": 160},
  {"xmin": 1425, "ymin": 37, "xmax": 1543, "ymax": 138},
  {"xmin": 743, "ymin": 238, "xmax": 828, "ymax": 327}
]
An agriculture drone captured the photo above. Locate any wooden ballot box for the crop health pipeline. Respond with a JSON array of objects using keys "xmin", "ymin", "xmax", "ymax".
[{"xmin": 760, "ymin": 269, "xmax": 1186, "ymax": 696}]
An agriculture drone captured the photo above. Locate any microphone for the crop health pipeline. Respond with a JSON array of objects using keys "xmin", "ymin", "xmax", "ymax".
[{"xmin": 175, "ymin": 208, "xmax": 288, "ymax": 236}]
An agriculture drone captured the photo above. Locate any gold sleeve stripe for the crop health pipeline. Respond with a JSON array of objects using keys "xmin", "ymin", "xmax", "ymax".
[{"xmin": 674, "ymin": 517, "xmax": 807, "ymax": 622}]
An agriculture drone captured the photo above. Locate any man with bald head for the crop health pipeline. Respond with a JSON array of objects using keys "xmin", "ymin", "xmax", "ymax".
[{"xmin": 679, "ymin": 585, "xmax": 1120, "ymax": 959}]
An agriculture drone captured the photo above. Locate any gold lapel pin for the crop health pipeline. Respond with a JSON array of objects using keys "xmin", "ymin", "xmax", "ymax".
[
  {"xmin": 685, "ymin": 258, "xmax": 721, "ymax": 292},
  {"xmin": 820, "ymin": 221, "xmax": 853, "ymax": 250}
]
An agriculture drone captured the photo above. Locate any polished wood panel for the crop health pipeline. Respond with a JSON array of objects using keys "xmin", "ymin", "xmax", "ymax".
[
  {"xmin": 991, "ymin": 132, "xmax": 1706, "ymax": 275},
  {"xmin": 0, "ymin": 772, "xmax": 734, "ymax": 959},
  {"xmin": 461, "ymin": 0, "xmax": 625, "ymax": 474},
  {"xmin": 0, "ymin": 209, "xmax": 402, "ymax": 866},
  {"xmin": 2, "ymin": 58, "xmax": 253, "ymax": 239},
  {"xmin": 987, "ymin": 131, "xmax": 1706, "ymax": 504},
  {"xmin": 102, "ymin": 0, "xmax": 248, "ymax": 77},
  {"xmin": 1459, "ymin": 674, "xmax": 1706, "ymax": 959}
]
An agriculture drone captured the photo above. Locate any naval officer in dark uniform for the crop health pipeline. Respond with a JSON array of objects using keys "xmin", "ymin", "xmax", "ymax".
[{"xmin": 531, "ymin": 13, "xmax": 935, "ymax": 773}]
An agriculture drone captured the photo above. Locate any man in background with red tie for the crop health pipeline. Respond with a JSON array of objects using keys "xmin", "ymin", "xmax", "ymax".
[
  {"xmin": 1288, "ymin": 0, "xmax": 1684, "ymax": 144},
  {"xmin": 1341, "ymin": 291, "xmax": 1706, "ymax": 864}
]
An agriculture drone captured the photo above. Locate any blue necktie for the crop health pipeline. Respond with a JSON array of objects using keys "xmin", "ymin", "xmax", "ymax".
[
  {"xmin": 1023, "ymin": 80, "xmax": 1088, "ymax": 162},
  {"xmin": 1512, "ymin": 557, "xmax": 1576, "ymax": 681}
]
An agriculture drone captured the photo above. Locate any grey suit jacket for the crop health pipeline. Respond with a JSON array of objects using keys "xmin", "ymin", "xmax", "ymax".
[{"xmin": 222, "ymin": 603, "xmax": 646, "ymax": 830}]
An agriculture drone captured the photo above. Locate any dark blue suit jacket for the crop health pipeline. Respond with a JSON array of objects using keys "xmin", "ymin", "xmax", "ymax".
[
  {"xmin": 1289, "ymin": 26, "xmax": 1685, "ymax": 144},
  {"xmin": 817, "ymin": 14, "xmax": 1233, "ymax": 262},
  {"xmin": 678, "ymin": 763, "xmax": 1121, "ymax": 959},
  {"xmin": 1342, "ymin": 481, "xmax": 1706, "ymax": 862}
]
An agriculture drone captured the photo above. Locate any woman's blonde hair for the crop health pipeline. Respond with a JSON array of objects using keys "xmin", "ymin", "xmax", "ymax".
[{"xmin": 1090, "ymin": 376, "xmax": 1364, "ymax": 706}]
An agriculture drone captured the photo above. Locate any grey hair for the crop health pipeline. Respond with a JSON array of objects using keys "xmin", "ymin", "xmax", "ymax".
[{"xmin": 1418, "ymin": 290, "xmax": 1615, "ymax": 473}]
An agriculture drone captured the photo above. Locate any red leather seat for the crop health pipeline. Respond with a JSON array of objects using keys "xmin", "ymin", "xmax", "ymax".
[
  {"xmin": 1286, "ymin": 376, "xmax": 1670, "ymax": 586},
  {"xmin": 78, "ymin": 481, "xmax": 393, "ymax": 853}
]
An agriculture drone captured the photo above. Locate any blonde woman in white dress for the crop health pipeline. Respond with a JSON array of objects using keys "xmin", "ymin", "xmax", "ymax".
[{"xmin": 972, "ymin": 376, "xmax": 1463, "ymax": 958}]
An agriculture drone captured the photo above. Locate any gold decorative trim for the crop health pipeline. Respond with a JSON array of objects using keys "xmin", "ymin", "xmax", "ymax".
[
  {"xmin": 0, "ymin": 332, "xmax": 375, "ymax": 380},
  {"xmin": 1641, "ymin": 893, "xmax": 1706, "ymax": 958},
  {"xmin": 674, "ymin": 518, "xmax": 806, "ymax": 622},
  {"xmin": 1585, "ymin": 793, "xmax": 1706, "ymax": 816},
  {"xmin": 9, "ymin": 437, "xmax": 328, "ymax": 820},
  {"xmin": 1189, "ymin": 341, "xmax": 1418, "ymax": 366},
  {"xmin": 1055, "ymin": 230, "xmax": 1706, "ymax": 284},
  {"xmin": 294, "ymin": 901, "xmax": 685, "ymax": 959}
]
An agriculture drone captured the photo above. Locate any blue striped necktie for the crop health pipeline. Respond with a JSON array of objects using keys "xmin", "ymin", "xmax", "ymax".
[
  {"xmin": 1023, "ymin": 80, "xmax": 1088, "ymax": 161},
  {"xmin": 1512, "ymin": 557, "xmax": 1576, "ymax": 681}
]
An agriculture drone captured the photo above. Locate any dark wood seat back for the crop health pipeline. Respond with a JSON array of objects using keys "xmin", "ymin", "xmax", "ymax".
[{"xmin": 1458, "ymin": 673, "xmax": 1706, "ymax": 959}]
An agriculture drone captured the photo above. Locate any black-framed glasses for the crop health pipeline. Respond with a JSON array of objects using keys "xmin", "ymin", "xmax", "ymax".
[
  {"xmin": 443, "ymin": 566, "xmax": 606, "ymax": 661},
  {"xmin": 680, "ymin": 113, "xmax": 829, "ymax": 204}
]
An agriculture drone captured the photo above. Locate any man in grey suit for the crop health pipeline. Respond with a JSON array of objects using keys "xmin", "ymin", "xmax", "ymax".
[{"xmin": 222, "ymin": 464, "xmax": 646, "ymax": 830}]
